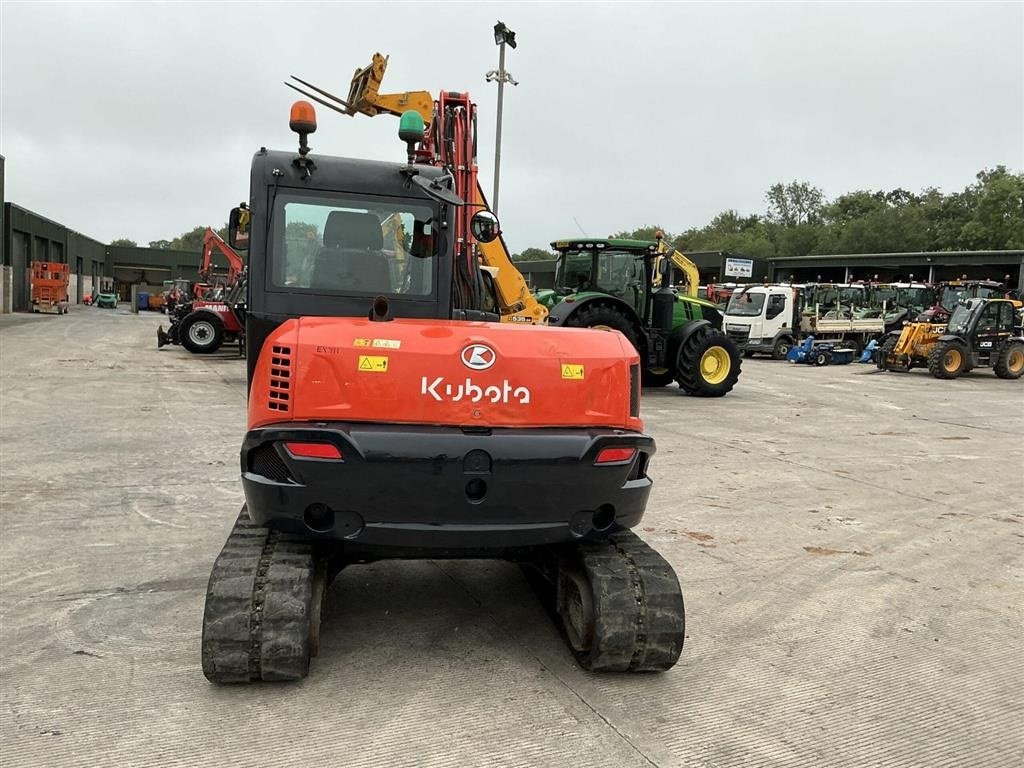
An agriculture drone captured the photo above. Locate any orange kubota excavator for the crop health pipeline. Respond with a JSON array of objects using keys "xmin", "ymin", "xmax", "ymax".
[{"xmin": 199, "ymin": 55, "xmax": 685, "ymax": 683}]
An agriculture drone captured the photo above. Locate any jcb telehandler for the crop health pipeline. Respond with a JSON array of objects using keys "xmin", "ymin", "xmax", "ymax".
[
  {"xmin": 878, "ymin": 297, "xmax": 1024, "ymax": 378},
  {"xmin": 200, "ymin": 86, "xmax": 685, "ymax": 681},
  {"xmin": 926, "ymin": 297, "xmax": 1024, "ymax": 380}
]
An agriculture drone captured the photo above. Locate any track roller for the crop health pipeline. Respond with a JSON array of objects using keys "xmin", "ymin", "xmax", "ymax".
[
  {"xmin": 201, "ymin": 507, "xmax": 326, "ymax": 683},
  {"xmin": 530, "ymin": 529, "xmax": 685, "ymax": 672}
]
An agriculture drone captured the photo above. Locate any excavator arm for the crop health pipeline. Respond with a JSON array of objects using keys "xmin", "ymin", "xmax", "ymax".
[
  {"xmin": 473, "ymin": 183, "xmax": 547, "ymax": 324},
  {"xmin": 200, "ymin": 227, "xmax": 245, "ymax": 286},
  {"xmin": 654, "ymin": 232, "xmax": 700, "ymax": 298},
  {"xmin": 287, "ymin": 53, "xmax": 548, "ymax": 324}
]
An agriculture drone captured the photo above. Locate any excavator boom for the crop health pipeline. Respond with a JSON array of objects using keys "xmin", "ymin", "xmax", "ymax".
[
  {"xmin": 287, "ymin": 53, "xmax": 548, "ymax": 324},
  {"xmin": 199, "ymin": 227, "xmax": 245, "ymax": 286}
]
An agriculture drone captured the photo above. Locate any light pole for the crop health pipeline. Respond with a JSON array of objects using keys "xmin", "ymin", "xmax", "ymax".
[{"xmin": 485, "ymin": 21, "xmax": 518, "ymax": 215}]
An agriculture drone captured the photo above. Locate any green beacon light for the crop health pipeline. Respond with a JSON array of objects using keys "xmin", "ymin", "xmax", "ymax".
[{"xmin": 398, "ymin": 110, "xmax": 425, "ymax": 164}]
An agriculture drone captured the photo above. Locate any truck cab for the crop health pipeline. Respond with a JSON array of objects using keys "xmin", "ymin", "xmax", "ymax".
[{"xmin": 723, "ymin": 285, "xmax": 798, "ymax": 359}]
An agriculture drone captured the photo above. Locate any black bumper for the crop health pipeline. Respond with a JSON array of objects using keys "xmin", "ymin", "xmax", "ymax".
[{"xmin": 241, "ymin": 422, "xmax": 655, "ymax": 553}]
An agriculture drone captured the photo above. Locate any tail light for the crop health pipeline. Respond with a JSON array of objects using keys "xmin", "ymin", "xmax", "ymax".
[
  {"xmin": 284, "ymin": 442, "xmax": 343, "ymax": 460},
  {"xmin": 595, "ymin": 447, "xmax": 637, "ymax": 465}
]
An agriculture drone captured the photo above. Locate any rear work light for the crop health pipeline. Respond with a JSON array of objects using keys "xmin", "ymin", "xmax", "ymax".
[
  {"xmin": 284, "ymin": 442, "xmax": 343, "ymax": 460},
  {"xmin": 595, "ymin": 447, "xmax": 637, "ymax": 465}
]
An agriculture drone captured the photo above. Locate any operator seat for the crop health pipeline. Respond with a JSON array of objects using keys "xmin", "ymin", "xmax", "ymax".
[{"xmin": 312, "ymin": 211, "xmax": 390, "ymax": 293}]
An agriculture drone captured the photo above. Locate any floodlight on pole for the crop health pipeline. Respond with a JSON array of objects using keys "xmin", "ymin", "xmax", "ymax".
[{"xmin": 485, "ymin": 20, "xmax": 518, "ymax": 215}]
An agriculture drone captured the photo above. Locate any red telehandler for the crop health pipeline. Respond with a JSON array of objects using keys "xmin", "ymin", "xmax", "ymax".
[
  {"xmin": 158, "ymin": 228, "xmax": 247, "ymax": 353},
  {"xmin": 199, "ymin": 58, "xmax": 685, "ymax": 682}
]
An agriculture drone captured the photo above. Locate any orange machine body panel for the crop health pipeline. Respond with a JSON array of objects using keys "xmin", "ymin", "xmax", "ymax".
[
  {"xmin": 30, "ymin": 262, "xmax": 70, "ymax": 310},
  {"xmin": 248, "ymin": 317, "xmax": 643, "ymax": 432}
]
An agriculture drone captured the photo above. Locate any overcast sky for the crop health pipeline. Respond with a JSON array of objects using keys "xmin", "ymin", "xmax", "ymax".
[{"xmin": 2, "ymin": 2, "xmax": 1021, "ymax": 253}]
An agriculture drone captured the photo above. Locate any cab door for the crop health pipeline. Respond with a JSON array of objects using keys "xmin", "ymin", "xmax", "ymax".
[{"xmin": 971, "ymin": 301, "xmax": 1012, "ymax": 365}]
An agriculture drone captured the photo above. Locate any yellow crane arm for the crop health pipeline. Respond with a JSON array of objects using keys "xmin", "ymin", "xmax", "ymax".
[
  {"xmin": 654, "ymin": 233, "xmax": 700, "ymax": 298},
  {"xmin": 345, "ymin": 54, "xmax": 546, "ymax": 323},
  {"xmin": 343, "ymin": 54, "xmax": 434, "ymax": 121},
  {"xmin": 473, "ymin": 183, "xmax": 548, "ymax": 324},
  {"xmin": 291, "ymin": 53, "xmax": 548, "ymax": 324}
]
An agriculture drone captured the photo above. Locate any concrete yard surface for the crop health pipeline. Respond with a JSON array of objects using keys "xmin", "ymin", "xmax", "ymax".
[{"xmin": 1, "ymin": 307, "xmax": 1022, "ymax": 768}]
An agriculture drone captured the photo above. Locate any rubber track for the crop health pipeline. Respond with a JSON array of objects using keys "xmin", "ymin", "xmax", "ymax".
[
  {"xmin": 201, "ymin": 508, "xmax": 317, "ymax": 683},
  {"xmin": 572, "ymin": 529, "xmax": 685, "ymax": 672}
]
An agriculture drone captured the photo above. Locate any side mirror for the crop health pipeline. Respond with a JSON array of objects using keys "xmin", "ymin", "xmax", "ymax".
[
  {"xmin": 228, "ymin": 206, "xmax": 250, "ymax": 251},
  {"xmin": 471, "ymin": 210, "xmax": 500, "ymax": 243}
]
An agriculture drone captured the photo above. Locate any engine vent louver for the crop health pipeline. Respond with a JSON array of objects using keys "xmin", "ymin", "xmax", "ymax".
[
  {"xmin": 629, "ymin": 364, "xmax": 641, "ymax": 417},
  {"xmin": 268, "ymin": 345, "xmax": 292, "ymax": 413}
]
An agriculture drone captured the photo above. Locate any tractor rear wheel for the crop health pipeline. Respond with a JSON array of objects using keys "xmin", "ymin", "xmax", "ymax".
[
  {"xmin": 180, "ymin": 312, "xmax": 225, "ymax": 354},
  {"xmin": 994, "ymin": 341, "xmax": 1024, "ymax": 380},
  {"xmin": 928, "ymin": 340, "xmax": 968, "ymax": 380},
  {"xmin": 567, "ymin": 303, "xmax": 663, "ymax": 383},
  {"xmin": 676, "ymin": 326, "xmax": 741, "ymax": 397},
  {"xmin": 566, "ymin": 304, "xmax": 642, "ymax": 350}
]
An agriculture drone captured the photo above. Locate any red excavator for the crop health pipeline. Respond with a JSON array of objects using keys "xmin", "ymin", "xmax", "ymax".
[{"xmin": 199, "ymin": 57, "xmax": 685, "ymax": 682}]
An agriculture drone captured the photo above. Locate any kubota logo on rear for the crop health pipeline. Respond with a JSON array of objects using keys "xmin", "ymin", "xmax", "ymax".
[
  {"xmin": 461, "ymin": 344, "xmax": 496, "ymax": 371},
  {"xmin": 421, "ymin": 377, "xmax": 531, "ymax": 405}
]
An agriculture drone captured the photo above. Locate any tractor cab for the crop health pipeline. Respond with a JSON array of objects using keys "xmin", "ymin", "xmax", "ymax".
[
  {"xmin": 867, "ymin": 282, "xmax": 935, "ymax": 329},
  {"xmin": 917, "ymin": 280, "xmax": 1007, "ymax": 323},
  {"xmin": 547, "ymin": 239, "xmax": 653, "ymax": 315}
]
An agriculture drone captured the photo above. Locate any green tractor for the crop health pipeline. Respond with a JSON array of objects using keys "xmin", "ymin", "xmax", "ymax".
[{"xmin": 540, "ymin": 237, "xmax": 741, "ymax": 396}]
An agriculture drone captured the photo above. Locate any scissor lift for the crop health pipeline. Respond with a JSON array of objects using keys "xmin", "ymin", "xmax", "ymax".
[{"xmin": 31, "ymin": 262, "xmax": 70, "ymax": 315}]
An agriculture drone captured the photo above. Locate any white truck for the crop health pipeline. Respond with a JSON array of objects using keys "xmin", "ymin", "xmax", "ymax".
[{"xmin": 723, "ymin": 284, "xmax": 886, "ymax": 359}]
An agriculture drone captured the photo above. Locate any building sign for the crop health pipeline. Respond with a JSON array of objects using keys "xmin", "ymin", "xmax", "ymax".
[{"xmin": 724, "ymin": 257, "xmax": 754, "ymax": 278}]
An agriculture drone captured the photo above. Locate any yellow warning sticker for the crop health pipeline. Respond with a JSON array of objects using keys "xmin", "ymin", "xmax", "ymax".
[
  {"xmin": 353, "ymin": 338, "xmax": 371, "ymax": 347},
  {"xmin": 372, "ymin": 339, "xmax": 401, "ymax": 349},
  {"xmin": 561, "ymin": 364, "xmax": 585, "ymax": 380},
  {"xmin": 358, "ymin": 355, "xmax": 389, "ymax": 372}
]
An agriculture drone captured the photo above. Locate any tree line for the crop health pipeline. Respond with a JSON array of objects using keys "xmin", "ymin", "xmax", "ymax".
[
  {"xmin": 108, "ymin": 167, "xmax": 1022, "ymax": 261},
  {"xmin": 110, "ymin": 225, "xmax": 228, "ymax": 251},
  {"xmin": 512, "ymin": 166, "xmax": 1023, "ymax": 261}
]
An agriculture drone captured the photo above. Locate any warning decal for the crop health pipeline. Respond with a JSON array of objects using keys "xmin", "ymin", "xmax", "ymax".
[
  {"xmin": 357, "ymin": 355, "xmax": 389, "ymax": 372},
  {"xmin": 561, "ymin": 364, "xmax": 585, "ymax": 380},
  {"xmin": 353, "ymin": 338, "xmax": 371, "ymax": 347},
  {"xmin": 372, "ymin": 339, "xmax": 401, "ymax": 349}
]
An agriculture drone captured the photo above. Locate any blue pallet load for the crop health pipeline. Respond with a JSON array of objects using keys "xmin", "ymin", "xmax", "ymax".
[
  {"xmin": 137, "ymin": 292, "xmax": 149, "ymax": 310},
  {"xmin": 787, "ymin": 336, "xmax": 855, "ymax": 366}
]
